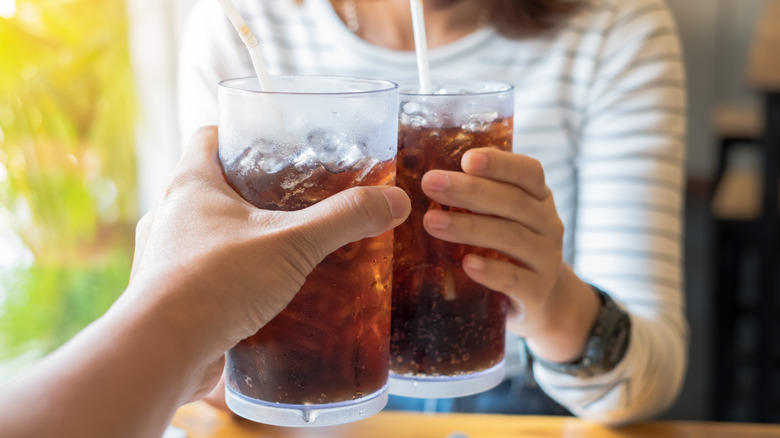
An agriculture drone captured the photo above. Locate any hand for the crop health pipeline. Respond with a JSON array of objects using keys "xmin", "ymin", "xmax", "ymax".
[
  {"xmin": 124, "ymin": 126, "xmax": 411, "ymax": 399},
  {"xmin": 420, "ymin": 148, "xmax": 599, "ymax": 362}
]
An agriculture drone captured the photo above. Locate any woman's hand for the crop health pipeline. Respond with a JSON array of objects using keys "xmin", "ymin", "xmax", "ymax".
[{"xmin": 420, "ymin": 148, "xmax": 600, "ymax": 362}]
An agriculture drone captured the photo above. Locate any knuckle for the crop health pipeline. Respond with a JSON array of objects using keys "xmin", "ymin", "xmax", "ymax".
[
  {"xmin": 550, "ymin": 214, "xmax": 564, "ymax": 238},
  {"xmin": 135, "ymin": 211, "xmax": 153, "ymax": 237},
  {"xmin": 504, "ymin": 223, "xmax": 527, "ymax": 252},
  {"xmin": 509, "ymin": 188, "xmax": 531, "ymax": 217},
  {"xmin": 529, "ymin": 160, "xmax": 546, "ymax": 193},
  {"xmin": 501, "ymin": 268, "xmax": 527, "ymax": 296},
  {"xmin": 344, "ymin": 187, "xmax": 391, "ymax": 229}
]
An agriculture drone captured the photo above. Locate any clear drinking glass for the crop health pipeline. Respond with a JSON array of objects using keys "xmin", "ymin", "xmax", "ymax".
[
  {"xmin": 390, "ymin": 80, "xmax": 515, "ymax": 398},
  {"xmin": 218, "ymin": 76, "xmax": 399, "ymax": 426}
]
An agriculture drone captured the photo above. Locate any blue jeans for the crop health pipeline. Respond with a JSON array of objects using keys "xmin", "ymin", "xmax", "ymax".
[{"xmin": 384, "ymin": 375, "xmax": 572, "ymax": 415}]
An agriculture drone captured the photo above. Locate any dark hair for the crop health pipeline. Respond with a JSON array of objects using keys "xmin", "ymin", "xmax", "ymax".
[
  {"xmin": 319, "ymin": 0, "xmax": 583, "ymax": 38},
  {"xmin": 487, "ymin": 0, "xmax": 583, "ymax": 38}
]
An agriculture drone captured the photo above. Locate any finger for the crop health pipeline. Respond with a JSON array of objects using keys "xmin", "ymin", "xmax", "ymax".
[
  {"xmin": 283, "ymin": 185, "xmax": 411, "ymax": 258},
  {"xmin": 421, "ymin": 170, "xmax": 551, "ymax": 234},
  {"xmin": 461, "ymin": 148, "xmax": 548, "ymax": 200},
  {"xmin": 187, "ymin": 355, "xmax": 226, "ymax": 404},
  {"xmin": 163, "ymin": 126, "xmax": 249, "ymax": 206},
  {"xmin": 166, "ymin": 125, "xmax": 237, "ymax": 193},
  {"xmin": 461, "ymin": 254, "xmax": 545, "ymax": 308},
  {"xmin": 423, "ymin": 209, "xmax": 557, "ymax": 273},
  {"xmin": 201, "ymin": 369, "xmax": 229, "ymax": 412}
]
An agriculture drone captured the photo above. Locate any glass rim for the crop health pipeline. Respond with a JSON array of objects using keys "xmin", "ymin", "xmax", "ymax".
[
  {"xmin": 218, "ymin": 75, "xmax": 399, "ymax": 96},
  {"xmin": 398, "ymin": 79, "xmax": 514, "ymax": 97}
]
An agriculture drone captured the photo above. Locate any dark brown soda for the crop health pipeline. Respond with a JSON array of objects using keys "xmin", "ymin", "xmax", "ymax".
[
  {"xmin": 391, "ymin": 117, "xmax": 513, "ymax": 376},
  {"xmin": 222, "ymin": 154, "xmax": 395, "ymax": 404}
]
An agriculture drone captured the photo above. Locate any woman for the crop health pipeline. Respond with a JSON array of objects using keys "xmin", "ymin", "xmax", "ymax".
[{"xmin": 178, "ymin": 0, "xmax": 688, "ymax": 425}]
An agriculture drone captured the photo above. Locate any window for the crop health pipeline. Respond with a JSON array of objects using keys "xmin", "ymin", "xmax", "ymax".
[{"xmin": 0, "ymin": 0, "xmax": 137, "ymax": 380}]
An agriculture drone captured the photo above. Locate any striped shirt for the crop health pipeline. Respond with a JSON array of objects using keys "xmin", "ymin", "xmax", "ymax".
[{"xmin": 178, "ymin": 0, "xmax": 688, "ymax": 425}]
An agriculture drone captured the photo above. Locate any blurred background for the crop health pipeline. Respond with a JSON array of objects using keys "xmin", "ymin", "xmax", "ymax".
[{"xmin": 0, "ymin": 0, "xmax": 777, "ymax": 424}]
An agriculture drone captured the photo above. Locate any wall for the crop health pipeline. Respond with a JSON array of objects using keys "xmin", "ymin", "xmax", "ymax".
[
  {"xmin": 666, "ymin": 0, "xmax": 766, "ymax": 181},
  {"xmin": 128, "ymin": 0, "xmax": 198, "ymax": 214},
  {"xmin": 663, "ymin": 0, "xmax": 766, "ymax": 422}
]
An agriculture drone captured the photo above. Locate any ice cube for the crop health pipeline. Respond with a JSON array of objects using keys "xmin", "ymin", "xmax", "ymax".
[
  {"xmin": 253, "ymin": 156, "xmax": 284, "ymax": 174},
  {"xmin": 227, "ymin": 143, "xmax": 263, "ymax": 173},
  {"xmin": 225, "ymin": 138, "xmax": 293, "ymax": 175},
  {"xmin": 353, "ymin": 157, "xmax": 380, "ymax": 181},
  {"xmin": 463, "ymin": 111, "xmax": 499, "ymax": 132},
  {"xmin": 306, "ymin": 129, "xmax": 344, "ymax": 155},
  {"xmin": 292, "ymin": 147, "xmax": 317, "ymax": 168},
  {"xmin": 400, "ymin": 112, "xmax": 429, "ymax": 128},
  {"xmin": 400, "ymin": 101, "xmax": 432, "ymax": 128},
  {"xmin": 323, "ymin": 142, "xmax": 365, "ymax": 173},
  {"xmin": 402, "ymin": 101, "xmax": 424, "ymax": 115},
  {"xmin": 259, "ymin": 149, "xmax": 292, "ymax": 174},
  {"xmin": 303, "ymin": 128, "xmax": 367, "ymax": 173}
]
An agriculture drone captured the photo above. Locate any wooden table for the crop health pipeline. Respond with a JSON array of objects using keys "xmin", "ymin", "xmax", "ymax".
[{"xmin": 172, "ymin": 401, "xmax": 780, "ymax": 438}]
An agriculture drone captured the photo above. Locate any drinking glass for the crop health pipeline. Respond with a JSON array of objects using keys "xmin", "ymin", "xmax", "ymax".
[
  {"xmin": 390, "ymin": 80, "xmax": 514, "ymax": 398},
  {"xmin": 218, "ymin": 76, "xmax": 399, "ymax": 426}
]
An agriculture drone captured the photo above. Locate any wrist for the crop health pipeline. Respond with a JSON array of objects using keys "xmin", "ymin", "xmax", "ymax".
[
  {"xmin": 528, "ymin": 286, "xmax": 632, "ymax": 378},
  {"xmin": 115, "ymin": 279, "xmax": 224, "ymax": 370},
  {"xmin": 524, "ymin": 266, "xmax": 602, "ymax": 363}
]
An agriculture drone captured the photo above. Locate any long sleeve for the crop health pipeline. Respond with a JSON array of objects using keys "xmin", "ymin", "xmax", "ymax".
[
  {"xmin": 532, "ymin": 0, "xmax": 688, "ymax": 425},
  {"xmin": 177, "ymin": 0, "xmax": 251, "ymax": 143}
]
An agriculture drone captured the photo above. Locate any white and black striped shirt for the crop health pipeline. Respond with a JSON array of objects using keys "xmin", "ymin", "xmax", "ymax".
[{"xmin": 178, "ymin": 0, "xmax": 687, "ymax": 425}]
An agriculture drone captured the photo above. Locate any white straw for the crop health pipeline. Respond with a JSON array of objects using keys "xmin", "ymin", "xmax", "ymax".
[
  {"xmin": 216, "ymin": 0, "xmax": 273, "ymax": 91},
  {"xmin": 409, "ymin": 0, "xmax": 432, "ymax": 94}
]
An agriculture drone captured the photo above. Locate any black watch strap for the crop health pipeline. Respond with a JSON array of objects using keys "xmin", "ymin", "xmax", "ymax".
[{"xmin": 528, "ymin": 286, "xmax": 632, "ymax": 378}]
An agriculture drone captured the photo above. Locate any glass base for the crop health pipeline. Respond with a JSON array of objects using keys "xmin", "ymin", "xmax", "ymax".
[
  {"xmin": 225, "ymin": 384, "xmax": 388, "ymax": 427},
  {"xmin": 388, "ymin": 359, "xmax": 506, "ymax": 399}
]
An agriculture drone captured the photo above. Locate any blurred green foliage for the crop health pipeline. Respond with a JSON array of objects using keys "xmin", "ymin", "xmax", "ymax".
[{"xmin": 0, "ymin": 0, "xmax": 138, "ymax": 371}]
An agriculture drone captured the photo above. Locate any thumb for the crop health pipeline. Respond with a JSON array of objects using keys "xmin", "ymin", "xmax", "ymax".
[{"xmin": 289, "ymin": 185, "xmax": 410, "ymax": 259}]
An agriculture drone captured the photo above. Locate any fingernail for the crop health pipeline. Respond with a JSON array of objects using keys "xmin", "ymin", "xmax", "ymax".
[
  {"xmin": 463, "ymin": 255, "xmax": 486, "ymax": 271},
  {"xmin": 381, "ymin": 187, "xmax": 410, "ymax": 219},
  {"xmin": 424, "ymin": 172, "xmax": 450, "ymax": 192},
  {"xmin": 425, "ymin": 210, "xmax": 451, "ymax": 230},
  {"xmin": 464, "ymin": 151, "xmax": 488, "ymax": 172}
]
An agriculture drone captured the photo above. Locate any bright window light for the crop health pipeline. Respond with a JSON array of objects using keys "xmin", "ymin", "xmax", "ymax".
[{"xmin": 0, "ymin": 0, "xmax": 16, "ymax": 19}]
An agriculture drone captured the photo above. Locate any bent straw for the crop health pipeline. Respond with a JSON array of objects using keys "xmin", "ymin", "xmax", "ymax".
[
  {"xmin": 216, "ymin": 0, "xmax": 273, "ymax": 91},
  {"xmin": 409, "ymin": 0, "xmax": 432, "ymax": 94}
]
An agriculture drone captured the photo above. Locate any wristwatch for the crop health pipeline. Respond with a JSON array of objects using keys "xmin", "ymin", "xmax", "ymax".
[{"xmin": 528, "ymin": 285, "xmax": 632, "ymax": 378}]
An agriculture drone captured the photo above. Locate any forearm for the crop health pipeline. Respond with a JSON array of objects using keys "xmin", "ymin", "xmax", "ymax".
[
  {"xmin": 0, "ymin": 288, "xmax": 208, "ymax": 438},
  {"xmin": 520, "ymin": 264, "xmax": 687, "ymax": 424},
  {"xmin": 533, "ymin": 311, "xmax": 687, "ymax": 425}
]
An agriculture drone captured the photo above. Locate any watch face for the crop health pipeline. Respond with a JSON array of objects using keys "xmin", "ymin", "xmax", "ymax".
[{"xmin": 603, "ymin": 312, "xmax": 631, "ymax": 371}]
